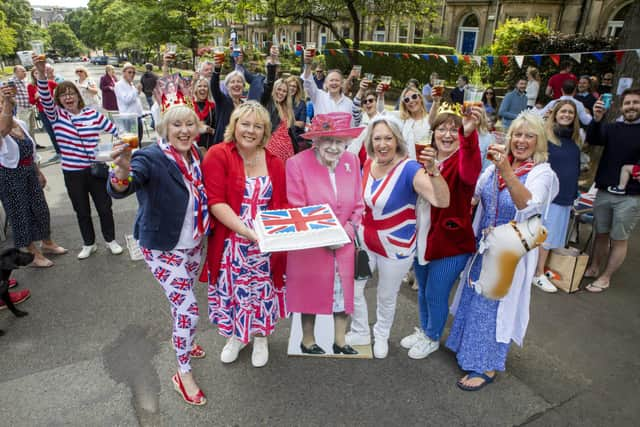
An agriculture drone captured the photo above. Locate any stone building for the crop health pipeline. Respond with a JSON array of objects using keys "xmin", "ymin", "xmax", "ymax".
[{"xmin": 31, "ymin": 5, "xmax": 75, "ymax": 28}]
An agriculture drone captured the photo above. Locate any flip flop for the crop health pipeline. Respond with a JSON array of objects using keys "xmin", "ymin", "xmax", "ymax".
[
  {"xmin": 30, "ymin": 258, "xmax": 54, "ymax": 268},
  {"xmin": 585, "ymin": 279, "xmax": 610, "ymax": 293},
  {"xmin": 583, "ymin": 269, "xmax": 599, "ymax": 279},
  {"xmin": 41, "ymin": 245, "xmax": 68, "ymax": 255},
  {"xmin": 456, "ymin": 371, "xmax": 496, "ymax": 391}
]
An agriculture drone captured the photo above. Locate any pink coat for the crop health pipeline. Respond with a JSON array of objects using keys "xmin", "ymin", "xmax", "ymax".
[{"xmin": 285, "ymin": 149, "xmax": 364, "ymax": 314}]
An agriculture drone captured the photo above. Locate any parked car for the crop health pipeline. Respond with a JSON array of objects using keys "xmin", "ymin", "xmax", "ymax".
[
  {"xmin": 107, "ymin": 57, "xmax": 120, "ymax": 66},
  {"xmin": 91, "ymin": 56, "xmax": 108, "ymax": 65}
]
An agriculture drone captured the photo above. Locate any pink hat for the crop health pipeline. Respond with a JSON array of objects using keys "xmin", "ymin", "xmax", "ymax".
[{"xmin": 300, "ymin": 112, "xmax": 364, "ymax": 141}]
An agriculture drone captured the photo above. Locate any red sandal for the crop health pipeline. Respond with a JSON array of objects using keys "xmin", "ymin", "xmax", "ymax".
[
  {"xmin": 190, "ymin": 344, "xmax": 206, "ymax": 359},
  {"xmin": 8, "ymin": 278, "xmax": 17, "ymax": 289},
  {"xmin": 171, "ymin": 373, "xmax": 206, "ymax": 406}
]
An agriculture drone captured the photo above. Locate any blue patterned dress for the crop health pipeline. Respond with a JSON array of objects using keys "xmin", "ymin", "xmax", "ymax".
[
  {"xmin": 208, "ymin": 176, "xmax": 284, "ymax": 343},
  {"xmin": 445, "ymin": 170, "xmax": 529, "ymax": 373}
]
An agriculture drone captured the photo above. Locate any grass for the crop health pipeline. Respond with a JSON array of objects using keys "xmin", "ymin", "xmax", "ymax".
[{"xmin": 1, "ymin": 66, "xmax": 15, "ymax": 79}]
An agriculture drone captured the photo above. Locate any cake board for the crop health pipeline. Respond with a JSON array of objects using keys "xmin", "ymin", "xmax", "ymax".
[{"xmin": 287, "ymin": 313, "xmax": 372, "ymax": 359}]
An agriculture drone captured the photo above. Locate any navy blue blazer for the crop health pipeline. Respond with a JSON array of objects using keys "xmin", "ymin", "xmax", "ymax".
[{"xmin": 107, "ymin": 143, "xmax": 190, "ymax": 251}]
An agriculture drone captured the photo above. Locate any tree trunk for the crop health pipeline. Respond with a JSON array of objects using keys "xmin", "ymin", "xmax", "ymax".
[{"xmin": 613, "ymin": 0, "xmax": 639, "ymax": 106}]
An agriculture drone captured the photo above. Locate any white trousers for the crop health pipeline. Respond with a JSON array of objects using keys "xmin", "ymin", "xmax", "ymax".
[{"xmin": 350, "ymin": 251, "xmax": 413, "ymax": 341}]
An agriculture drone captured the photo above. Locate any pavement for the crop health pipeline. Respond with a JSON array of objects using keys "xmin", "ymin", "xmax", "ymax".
[{"xmin": 1, "ymin": 63, "xmax": 639, "ymax": 426}]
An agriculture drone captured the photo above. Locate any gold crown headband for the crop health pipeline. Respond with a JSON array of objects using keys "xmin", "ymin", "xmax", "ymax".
[{"xmin": 437, "ymin": 102, "xmax": 463, "ymax": 117}]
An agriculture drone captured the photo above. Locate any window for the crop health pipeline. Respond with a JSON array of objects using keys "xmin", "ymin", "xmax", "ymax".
[
  {"xmin": 398, "ymin": 25, "xmax": 408, "ymax": 43},
  {"xmin": 294, "ymin": 32, "xmax": 302, "ymax": 45},
  {"xmin": 374, "ymin": 22, "xmax": 386, "ymax": 42},
  {"xmin": 607, "ymin": 3, "xmax": 631, "ymax": 38},
  {"xmin": 457, "ymin": 14, "xmax": 479, "ymax": 54},
  {"xmin": 342, "ymin": 26, "xmax": 350, "ymax": 39},
  {"xmin": 413, "ymin": 27, "xmax": 423, "ymax": 44},
  {"xmin": 462, "ymin": 14, "xmax": 479, "ymax": 27}
]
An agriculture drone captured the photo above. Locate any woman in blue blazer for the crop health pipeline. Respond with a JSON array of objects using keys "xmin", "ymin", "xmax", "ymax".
[{"xmin": 108, "ymin": 105, "xmax": 210, "ymax": 406}]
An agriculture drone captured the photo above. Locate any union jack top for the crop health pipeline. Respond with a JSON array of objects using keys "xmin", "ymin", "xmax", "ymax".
[
  {"xmin": 361, "ymin": 158, "xmax": 422, "ymax": 259},
  {"xmin": 37, "ymin": 79, "xmax": 117, "ymax": 171}
]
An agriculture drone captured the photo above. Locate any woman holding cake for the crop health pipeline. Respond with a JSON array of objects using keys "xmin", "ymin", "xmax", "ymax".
[
  {"xmin": 346, "ymin": 115, "xmax": 450, "ymax": 358},
  {"xmin": 286, "ymin": 112, "xmax": 365, "ymax": 355},
  {"xmin": 201, "ymin": 101, "xmax": 287, "ymax": 368}
]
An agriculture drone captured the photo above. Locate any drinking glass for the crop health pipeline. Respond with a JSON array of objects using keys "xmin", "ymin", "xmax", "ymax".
[
  {"xmin": 463, "ymin": 85, "xmax": 484, "ymax": 115},
  {"xmin": 352, "ymin": 65, "xmax": 362, "ymax": 78},
  {"xmin": 31, "ymin": 40, "xmax": 45, "ymax": 61},
  {"xmin": 213, "ymin": 46, "xmax": 225, "ymax": 64},
  {"xmin": 166, "ymin": 43, "xmax": 177, "ymax": 55},
  {"xmin": 414, "ymin": 130, "xmax": 434, "ymax": 165},
  {"xmin": 306, "ymin": 42, "xmax": 316, "ymax": 57},
  {"xmin": 487, "ymin": 131, "xmax": 506, "ymax": 161},
  {"xmin": 432, "ymin": 79, "xmax": 445, "ymax": 98},
  {"xmin": 380, "ymin": 75, "xmax": 392, "ymax": 91}
]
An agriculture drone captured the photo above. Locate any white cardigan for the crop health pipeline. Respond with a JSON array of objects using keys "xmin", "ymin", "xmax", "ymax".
[
  {"xmin": 450, "ymin": 162, "xmax": 559, "ymax": 346},
  {"xmin": 0, "ymin": 120, "xmax": 35, "ymax": 169}
]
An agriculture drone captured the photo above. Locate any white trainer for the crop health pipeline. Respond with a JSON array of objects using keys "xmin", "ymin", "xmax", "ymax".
[
  {"xmin": 408, "ymin": 337, "xmax": 440, "ymax": 359},
  {"xmin": 400, "ymin": 327, "xmax": 427, "ymax": 349},
  {"xmin": 106, "ymin": 240, "xmax": 124, "ymax": 255},
  {"xmin": 220, "ymin": 338, "xmax": 246, "ymax": 363},
  {"xmin": 252, "ymin": 337, "xmax": 269, "ymax": 367},
  {"xmin": 77, "ymin": 244, "xmax": 97, "ymax": 260},
  {"xmin": 532, "ymin": 275, "xmax": 558, "ymax": 293},
  {"xmin": 373, "ymin": 339, "xmax": 389, "ymax": 359},
  {"xmin": 345, "ymin": 331, "xmax": 371, "ymax": 346}
]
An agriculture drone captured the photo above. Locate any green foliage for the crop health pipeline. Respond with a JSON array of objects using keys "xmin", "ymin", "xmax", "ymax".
[
  {"xmin": 324, "ymin": 40, "xmax": 457, "ymax": 86},
  {"xmin": 48, "ymin": 22, "xmax": 83, "ymax": 56},
  {"xmin": 491, "ymin": 18, "xmax": 549, "ymax": 55},
  {"xmin": 0, "ymin": 10, "xmax": 17, "ymax": 56}
]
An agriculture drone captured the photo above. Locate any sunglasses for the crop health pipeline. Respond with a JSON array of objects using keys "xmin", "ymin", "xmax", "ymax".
[
  {"xmin": 362, "ymin": 98, "xmax": 376, "ymax": 105},
  {"xmin": 403, "ymin": 93, "xmax": 420, "ymax": 104}
]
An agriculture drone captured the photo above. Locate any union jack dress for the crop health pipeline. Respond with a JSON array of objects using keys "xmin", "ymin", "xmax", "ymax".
[
  {"xmin": 361, "ymin": 158, "xmax": 423, "ymax": 259},
  {"xmin": 208, "ymin": 176, "xmax": 285, "ymax": 343}
]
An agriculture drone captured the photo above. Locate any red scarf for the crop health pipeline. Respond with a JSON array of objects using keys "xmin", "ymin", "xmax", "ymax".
[
  {"xmin": 194, "ymin": 100, "xmax": 215, "ymax": 122},
  {"xmin": 497, "ymin": 156, "xmax": 534, "ymax": 190}
]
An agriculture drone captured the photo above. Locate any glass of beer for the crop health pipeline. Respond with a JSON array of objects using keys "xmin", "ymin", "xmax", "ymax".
[
  {"xmin": 166, "ymin": 43, "xmax": 177, "ymax": 55},
  {"xmin": 432, "ymin": 79, "xmax": 445, "ymax": 98},
  {"xmin": 31, "ymin": 40, "xmax": 45, "ymax": 62},
  {"xmin": 414, "ymin": 130, "xmax": 433, "ymax": 165},
  {"xmin": 113, "ymin": 112, "xmax": 140, "ymax": 150},
  {"xmin": 364, "ymin": 73, "xmax": 375, "ymax": 87},
  {"xmin": 380, "ymin": 75, "xmax": 392, "ymax": 91},
  {"xmin": 463, "ymin": 85, "xmax": 484, "ymax": 115},
  {"xmin": 306, "ymin": 42, "xmax": 316, "ymax": 57},
  {"xmin": 213, "ymin": 46, "xmax": 225, "ymax": 64},
  {"xmin": 352, "ymin": 65, "xmax": 362, "ymax": 78}
]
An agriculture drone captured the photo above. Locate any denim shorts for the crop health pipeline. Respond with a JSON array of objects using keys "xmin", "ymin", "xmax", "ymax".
[{"xmin": 593, "ymin": 191, "xmax": 640, "ymax": 240}]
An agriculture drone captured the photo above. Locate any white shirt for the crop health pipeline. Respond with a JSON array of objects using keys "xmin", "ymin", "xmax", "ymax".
[
  {"xmin": 387, "ymin": 111, "xmax": 431, "ymax": 160},
  {"xmin": 526, "ymin": 80, "xmax": 539, "ymax": 107},
  {"xmin": 114, "ymin": 79, "xmax": 143, "ymax": 116},
  {"xmin": 302, "ymin": 71, "xmax": 353, "ymax": 116},
  {"xmin": 0, "ymin": 120, "xmax": 35, "ymax": 168},
  {"xmin": 540, "ymin": 95, "xmax": 592, "ymax": 125}
]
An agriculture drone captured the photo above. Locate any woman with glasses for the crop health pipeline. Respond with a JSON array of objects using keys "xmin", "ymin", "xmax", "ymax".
[
  {"xmin": 346, "ymin": 115, "xmax": 450, "ymax": 359},
  {"xmin": 349, "ymin": 76, "xmax": 382, "ymax": 165},
  {"xmin": 400, "ymin": 100, "xmax": 482, "ymax": 360},
  {"xmin": 33, "ymin": 55, "xmax": 123, "ymax": 260},
  {"xmin": 381, "ymin": 86, "xmax": 431, "ymax": 161},
  {"xmin": 446, "ymin": 112, "xmax": 558, "ymax": 391},
  {"xmin": 74, "ymin": 66, "xmax": 100, "ymax": 108},
  {"xmin": 481, "ymin": 87, "xmax": 497, "ymax": 117}
]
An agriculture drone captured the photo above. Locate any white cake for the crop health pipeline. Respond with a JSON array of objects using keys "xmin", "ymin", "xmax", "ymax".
[{"xmin": 255, "ymin": 204, "xmax": 351, "ymax": 253}]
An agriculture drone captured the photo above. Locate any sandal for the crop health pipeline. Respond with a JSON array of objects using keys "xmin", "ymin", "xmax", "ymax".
[
  {"xmin": 583, "ymin": 268, "xmax": 599, "ymax": 279},
  {"xmin": 171, "ymin": 373, "xmax": 206, "ymax": 406},
  {"xmin": 30, "ymin": 258, "xmax": 54, "ymax": 268},
  {"xmin": 190, "ymin": 344, "xmax": 206, "ymax": 359},
  {"xmin": 456, "ymin": 371, "xmax": 496, "ymax": 391},
  {"xmin": 585, "ymin": 279, "xmax": 610, "ymax": 293},
  {"xmin": 41, "ymin": 245, "xmax": 68, "ymax": 255}
]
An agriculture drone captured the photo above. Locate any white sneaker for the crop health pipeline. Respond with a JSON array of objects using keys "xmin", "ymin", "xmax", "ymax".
[
  {"xmin": 106, "ymin": 240, "xmax": 123, "ymax": 255},
  {"xmin": 77, "ymin": 244, "xmax": 97, "ymax": 260},
  {"xmin": 408, "ymin": 337, "xmax": 440, "ymax": 359},
  {"xmin": 400, "ymin": 327, "xmax": 427, "ymax": 349},
  {"xmin": 532, "ymin": 275, "xmax": 558, "ymax": 293},
  {"xmin": 252, "ymin": 337, "xmax": 269, "ymax": 367},
  {"xmin": 373, "ymin": 339, "xmax": 389, "ymax": 359},
  {"xmin": 220, "ymin": 338, "xmax": 246, "ymax": 363},
  {"xmin": 345, "ymin": 331, "xmax": 371, "ymax": 346}
]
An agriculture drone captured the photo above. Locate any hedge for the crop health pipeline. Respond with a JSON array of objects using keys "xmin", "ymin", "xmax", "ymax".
[{"xmin": 324, "ymin": 40, "xmax": 460, "ymax": 88}]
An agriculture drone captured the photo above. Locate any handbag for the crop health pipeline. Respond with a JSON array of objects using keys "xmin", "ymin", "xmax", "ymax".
[
  {"xmin": 546, "ymin": 247, "xmax": 589, "ymax": 293},
  {"xmin": 353, "ymin": 229, "xmax": 372, "ymax": 280},
  {"xmin": 89, "ymin": 162, "xmax": 109, "ymax": 179}
]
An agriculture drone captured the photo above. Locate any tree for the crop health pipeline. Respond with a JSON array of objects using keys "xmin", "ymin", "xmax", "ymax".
[
  {"xmin": 0, "ymin": 0, "xmax": 34, "ymax": 51},
  {"xmin": 272, "ymin": 0, "xmax": 438, "ymax": 50},
  {"xmin": 0, "ymin": 10, "xmax": 17, "ymax": 58},
  {"xmin": 64, "ymin": 8, "xmax": 93, "ymax": 48},
  {"xmin": 48, "ymin": 22, "xmax": 83, "ymax": 56}
]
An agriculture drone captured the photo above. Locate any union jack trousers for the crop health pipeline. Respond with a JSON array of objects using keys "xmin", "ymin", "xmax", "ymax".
[{"xmin": 141, "ymin": 244, "xmax": 202, "ymax": 373}]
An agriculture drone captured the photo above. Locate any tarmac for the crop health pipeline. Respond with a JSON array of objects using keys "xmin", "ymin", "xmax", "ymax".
[{"xmin": 0, "ymin": 128, "xmax": 639, "ymax": 427}]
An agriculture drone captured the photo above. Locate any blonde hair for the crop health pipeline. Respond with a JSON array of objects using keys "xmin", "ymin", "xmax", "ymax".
[
  {"xmin": 363, "ymin": 115, "xmax": 408, "ymax": 158},
  {"xmin": 122, "ymin": 62, "xmax": 135, "ymax": 72},
  {"xmin": 156, "ymin": 106, "xmax": 206, "ymax": 140},
  {"xmin": 285, "ymin": 75, "xmax": 305, "ymax": 105},
  {"xmin": 546, "ymin": 100, "xmax": 581, "ymax": 147},
  {"xmin": 398, "ymin": 87, "xmax": 426, "ymax": 121},
  {"xmin": 505, "ymin": 111, "xmax": 548, "ymax": 165},
  {"xmin": 527, "ymin": 66, "xmax": 540, "ymax": 81},
  {"xmin": 75, "ymin": 65, "xmax": 90, "ymax": 77},
  {"xmin": 273, "ymin": 78, "xmax": 293, "ymax": 127},
  {"xmin": 224, "ymin": 101, "xmax": 272, "ymax": 148},
  {"xmin": 192, "ymin": 77, "xmax": 212, "ymax": 102},
  {"xmin": 105, "ymin": 65, "xmax": 115, "ymax": 74}
]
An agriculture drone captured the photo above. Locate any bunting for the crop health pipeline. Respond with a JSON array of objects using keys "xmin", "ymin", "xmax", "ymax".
[
  {"xmin": 473, "ymin": 55, "xmax": 482, "ymax": 66},
  {"xmin": 569, "ymin": 53, "xmax": 582, "ymax": 63},
  {"xmin": 550, "ymin": 54, "xmax": 561, "ymax": 66},
  {"xmin": 614, "ymin": 50, "xmax": 625, "ymax": 64},
  {"xmin": 515, "ymin": 55, "xmax": 524, "ymax": 68}
]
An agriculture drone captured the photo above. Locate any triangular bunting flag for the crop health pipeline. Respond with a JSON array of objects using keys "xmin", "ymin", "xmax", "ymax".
[
  {"xmin": 515, "ymin": 55, "xmax": 524, "ymax": 68},
  {"xmin": 500, "ymin": 55, "xmax": 509, "ymax": 66},
  {"xmin": 402, "ymin": 53, "xmax": 410, "ymax": 59},
  {"xmin": 411, "ymin": 53, "xmax": 421, "ymax": 60},
  {"xmin": 532, "ymin": 55, "xmax": 542, "ymax": 66},
  {"xmin": 636, "ymin": 49, "xmax": 640, "ymax": 60},
  {"xmin": 614, "ymin": 50, "xmax": 625, "ymax": 64},
  {"xmin": 463, "ymin": 55, "xmax": 471, "ymax": 64},
  {"xmin": 473, "ymin": 55, "xmax": 482, "ymax": 67},
  {"xmin": 357, "ymin": 50, "xmax": 365, "ymax": 56},
  {"xmin": 569, "ymin": 53, "xmax": 581, "ymax": 63},
  {"xmin": 434, "ymin": 54, "xmax": 439, "ymax": 60},
  {"xmin": 450, "ymin": 55, "xmax": 459, "ymax": 65},
  {"xmin": 421, "ymin": 54, "xmax": 430, "ymax": 61},
  {"xmin": 365, "ymin": 51, "xmax": 373, "ymax": 58},
  {"xmin": 592, "ymin": 52, "xmax": 604, "ymax": 62},
  {"xmin": 376, "ymin": 51, "xmax": 384, "ymax": 57},
  {"xmin": 440, "ymin": 55, "xmax": 448, "ymax": 63},
  {"xmin": 393, "ymin": 53, "xmax": 402, "ymax": 59},
  {"xmin": 550, "ymin": 54, "xmax": 561, "ymax": 66},
  {"xmin": 329, "ymin": 49, "xmax": 336, "ymax": 56},
  {"xmin": 486, "ymin": 56, "xmax": 494, "ymax": 68}
]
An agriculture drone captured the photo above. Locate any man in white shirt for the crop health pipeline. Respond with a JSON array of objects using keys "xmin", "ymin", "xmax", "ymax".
[
  {"xmin": 539, "ymin": 79, "xmax": 592, "ymax": 126},
  {"xmin": 114, "ymin": 63, "xmax": 144, "ymax": 143},
  {"xmin": 301, "ymin": 49, "xmax": 353, "ymax": 116}
]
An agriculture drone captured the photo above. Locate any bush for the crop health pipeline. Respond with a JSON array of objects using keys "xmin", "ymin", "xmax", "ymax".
[{"xmin": 324, "ymin": 40, "xmax": 458, "ymax": 87}]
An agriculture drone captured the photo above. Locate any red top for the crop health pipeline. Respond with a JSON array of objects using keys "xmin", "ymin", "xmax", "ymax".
[
  {"xmin": 424, "ymin": 128, "xmax": 481, "ymax": 261},
  {"xmin": 547, "ymin": 72, "xmax": 577, "ymax": 99},
  {"xmin": 199, "ymin": 141, "xmax": 288, "ymax": 287},
  {"xmin": 28, "ymin": 81, "xmax": 58, "ymax": 112}
]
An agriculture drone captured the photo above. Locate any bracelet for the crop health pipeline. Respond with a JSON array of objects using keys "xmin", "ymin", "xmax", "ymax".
[{"xmin": 109, "ymin": 171, "xmax": 131, "ymax": 186}]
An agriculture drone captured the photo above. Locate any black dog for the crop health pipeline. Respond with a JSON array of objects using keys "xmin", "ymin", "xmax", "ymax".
[{"xmin": 0, "ymin": 248, "xmax": 35, "ymax": 335}]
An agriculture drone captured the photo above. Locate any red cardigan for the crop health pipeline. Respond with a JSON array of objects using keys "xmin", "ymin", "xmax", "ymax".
[
  {"xmin": 424, "ymin": 128, "xmax": 481, "ymax": 261},
  {"xmin": 200, "ymin": 141, "xmax": 288, "ymax": 287},
  {"xmin": 28, "ymin": 81, "xmax": 57, "ymax": 113}
]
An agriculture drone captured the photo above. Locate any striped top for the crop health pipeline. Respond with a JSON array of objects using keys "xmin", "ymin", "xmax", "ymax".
[{"xmin": 37, "ymin": 79, "xmax": 117, "ymax": 171}]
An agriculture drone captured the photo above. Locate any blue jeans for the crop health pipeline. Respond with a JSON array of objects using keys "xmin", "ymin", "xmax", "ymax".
[
  {"xmin": 39, "ymin": 111, "xmax": 60, "ymax": 154},
  {"xmin": 413, "ymin": 253, "xmax": 471, "ymax": 341}
]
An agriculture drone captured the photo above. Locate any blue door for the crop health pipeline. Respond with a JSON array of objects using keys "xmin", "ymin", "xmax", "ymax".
[{"xmin": 461, "ymin": 31, "xmax": 476, "ymax": 54}]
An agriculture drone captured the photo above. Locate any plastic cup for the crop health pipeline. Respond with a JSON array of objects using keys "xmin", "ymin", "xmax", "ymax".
[
  {"xmin": 380, "ymin": 75, "xmax": 392, "ymax": 91},
  {"xmin": 414, "ymin": 130, "xmax": 433, "ymax": 165},
  {"xmin": 31, "ymin": 40, "xmax": 45, "ymax": 61},
  {"xmin": 166, "ymin": 43, "xmax": 177, "ymax": 55},
  {"xmin": 112, "ymin": 112, "xmax": 139, "ymax": 150},
  {"xmin": 432, "ymin": 79, "xmax": 445, "ymax": 98},
  {"xmin": 213, "ymin": 47, "xmax": 225, "ymax": 64},
  {"xmin": 463, "ymin": 85, "xmax": 484, "ymax": 115},
  {"xmin": 352, "ymin": 65, "xmax": 362, "ymax": 78},
  {"xmin": 486, "ymin": 131, "xmax": 506, "ymax": 161},
  {"xmin": 94, "ymin": 139, "xmax": 113, "ymax": 162},
  {"xmin": 306, "ymin": 42, "xmax": 316, "ymax": 57}
]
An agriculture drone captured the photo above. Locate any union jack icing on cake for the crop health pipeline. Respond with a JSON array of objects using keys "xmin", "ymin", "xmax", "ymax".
[{"xmin": 255, "ymin": 204, "xmax": 350, "ymax": 252}]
